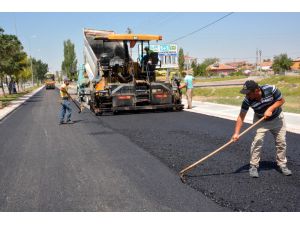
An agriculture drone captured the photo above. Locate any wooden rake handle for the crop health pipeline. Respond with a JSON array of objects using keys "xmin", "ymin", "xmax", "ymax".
[
  {"xmin": 62, "ymin": 89, "xmax": 82, "ymax": 113},
  {"xmin": 179, "ymin": 117, "xmax": 265, "ymax": 177}
]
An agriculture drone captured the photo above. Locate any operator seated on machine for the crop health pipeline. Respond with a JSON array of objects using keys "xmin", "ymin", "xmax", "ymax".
[
  {"xmin": 141, "ymin": 47, "xmax": 158, "ymax": 82},
  {"xmin": 141, "ymin": 47, "xmax": 153, "ymax": 68}
]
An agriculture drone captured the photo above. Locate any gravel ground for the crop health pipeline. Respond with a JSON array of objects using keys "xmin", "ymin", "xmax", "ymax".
[{"xmin": 94, "ymin": 110, "xmax": 300, "ymax": 211}]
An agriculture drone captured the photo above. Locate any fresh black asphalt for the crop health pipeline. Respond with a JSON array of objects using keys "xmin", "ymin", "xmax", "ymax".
[
  {"xmin": 0, "ymin": 88, "xmax": 226, "ymax": 211},
  {"xmin": 0, "ymin": 87, "xmax": 299, "ymax": 211},
  {"xmin": 93, "ymin": 100, "xmax": 300, "ymax": 212}
]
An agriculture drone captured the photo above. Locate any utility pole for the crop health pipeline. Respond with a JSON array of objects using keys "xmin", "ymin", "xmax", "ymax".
[
  {"xmin": 256, "ymin": 49, "xmax": 258, "ymax": 75},
  {"xmin": 259, "ymin": 49, "xmax": 262, "ymax": 76}
]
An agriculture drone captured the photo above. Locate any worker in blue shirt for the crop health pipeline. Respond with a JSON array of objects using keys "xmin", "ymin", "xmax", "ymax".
[{"xmin": 179, "ymin": 73, "xmax": 194, "ymax": 109}]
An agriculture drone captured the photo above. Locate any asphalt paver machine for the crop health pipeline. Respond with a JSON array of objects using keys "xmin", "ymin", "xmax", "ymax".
[{"xmin": 79, "ymin": 28, "xmax": 183, "ymax": 115}]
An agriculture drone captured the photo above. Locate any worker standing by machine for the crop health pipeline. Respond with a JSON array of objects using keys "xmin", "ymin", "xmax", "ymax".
[{"xmin": 179, "ymin": 72, "xmax": 195, "ymax": 109}]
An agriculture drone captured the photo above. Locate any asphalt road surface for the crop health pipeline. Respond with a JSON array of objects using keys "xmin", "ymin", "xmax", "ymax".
[
  {"xmin": 0, "ymin": 88, "xmax": 299, "ymax": 211},
  {"xmin": 0, "ymin": 88, "xmax": 226, "ymax": 212}
]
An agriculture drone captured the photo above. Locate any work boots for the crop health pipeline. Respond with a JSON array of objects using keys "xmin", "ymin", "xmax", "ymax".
[
  {"xmin": 66, "ymin": 119, "xmax": 74, "ymax": 124},
  {"xmin": 249, "ymin": 165, "xmax": 292, "ymax": 177},
  {"xmin": 249, "ymin": 165, "xmax": 259, "ymax": 178},
  {"xmin": 279, "ymin": 166, "xmax": 292, "ymax": 176}
]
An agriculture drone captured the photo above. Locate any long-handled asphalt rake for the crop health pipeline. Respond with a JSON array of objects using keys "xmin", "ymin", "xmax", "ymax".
[
  {"xmin": 179, "ymin": 117, "xmax": 265, "ymax": 183},
  {"xmin": 62, "ymin": 90, "xmax": 82, "ymax": 114}
]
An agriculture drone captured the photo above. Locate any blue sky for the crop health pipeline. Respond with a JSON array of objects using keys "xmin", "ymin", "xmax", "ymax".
[{"xmin": 1, "ymin": 12, "xmax": 300, "ymax": 72}]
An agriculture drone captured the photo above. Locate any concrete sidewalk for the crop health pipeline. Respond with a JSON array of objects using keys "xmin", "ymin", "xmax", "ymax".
[
  {"xmin": 182, "ymin": 99, "xmax": 300, "ymax": 134},
  {"xmin": 0, "ymin": 86, "xmax": 44, "ymax": 121}
]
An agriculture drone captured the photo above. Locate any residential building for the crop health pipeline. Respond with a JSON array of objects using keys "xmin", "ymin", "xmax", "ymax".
[
  {"xmin": 291, "ymin": 57, "xmax": 300, "ymax": 72},
  {"xmin": 225, "ymin": 61, "xmax": 247, "ymax": 69},
  {"xmin": 207, "ymin": 63, "xmax": 236, "ymax": 76},
  {"xmin": 258, "ymin": 60, "xmax": 273, "ymax": 71}
]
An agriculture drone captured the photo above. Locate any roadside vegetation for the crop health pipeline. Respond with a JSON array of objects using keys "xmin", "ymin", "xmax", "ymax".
[
  {"xmin": 195, "ymin": 74, "xmax": 248, "ymax": 82},
  {"xmin": 0, "ymin": 85, "xmax": 40, "ymax": 108},
  {"xmin": 0, "ymin": 27, "xmax": 48, "ymax": 94},
  {"xmin": 192, "ymin": 75, "xmax": 300, "ymax": 114},
  {"xmin": 0, "ymin": 27, "xmax": 48, "ymax": 109}
]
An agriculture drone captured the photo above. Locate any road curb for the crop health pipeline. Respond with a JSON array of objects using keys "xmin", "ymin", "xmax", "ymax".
[{"xmin": 0, "ymin": 86, "xmax": 44, "ymax": 121}]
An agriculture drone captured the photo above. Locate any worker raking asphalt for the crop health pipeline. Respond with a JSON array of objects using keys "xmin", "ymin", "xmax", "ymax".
[{"xmin": 96, "ymin": 110, "xmax": 300, "ymax": 211}]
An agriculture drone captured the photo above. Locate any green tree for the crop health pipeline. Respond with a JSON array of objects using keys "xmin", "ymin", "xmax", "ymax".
[
  {"xmin": 0, "ymin": 27, "xmax": 28, "ymax": 94},
  {"xmin": 191, "ymin": 61, "xmax": 198, "ymax": 76},
  {"xmin": 18, "ymin": 56, "xmax": 32, "ymax": 89},
  {"xmin": 11, "ymin": 51, "xmax": 28, "ymax": 92},
  {"xmin": 32, "ymin": 58, "xmax": 48, "ymax": 84},
  {"xmin": 197, "ymin": 63, "xmax": 208, "ymax": 77},
  {"xmin": 61, "ymin": 39, "xmax": 77, "ymax": 81},
  {"xmin": 272, "ymin": 54, "xmax": 293, "ymax": 75},
  {"xmin": 202, "ymin": 58, "xmax": 219, "ymax": 67},
  {"xmin": 196, "ymin": 58, "xmax": 219, "ymax": 77},
  {"xmin": 0, "ymin": 27, "xmax": 8, "ymax": 95},
  {"xmin": 178, "ymin": 48, "xmax": 185, "ymax": 76}
]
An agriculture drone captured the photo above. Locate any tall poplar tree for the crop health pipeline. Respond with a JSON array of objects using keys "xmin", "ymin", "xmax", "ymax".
[
  {"xmin": 178, "ymin": 48, "xmax": 185, "ymax": 77},
  {"xmin": 61, "ymin": 39, "xmax": 77, "ymax": 80}
]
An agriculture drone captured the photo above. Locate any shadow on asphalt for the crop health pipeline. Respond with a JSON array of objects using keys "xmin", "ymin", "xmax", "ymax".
[
  {"xmin": 58, "ymin": 120, "xmax": 83, "ymax": 125},
  {"xmin": 72, "ymin": 119, "xmax": 83, "ymax": 124},
  {"xmin": 24, "ymin": 95, "xmax": 43, "ymax": 103},
  {"xmin": 235, "ymin": 161, "xmax": 279, "ymax": 172},
  {"xmin": 184, "ymin": 161, "xmax": 280, "ymax": 179},
  {"xmin": 110, "ymin": 109, "xmax": 184, "ymax": 116},
  {"xmin": 88, "ymin": 131, "xmax": 115, "ymax": 136},
  {"xmin": 25, "ymin": 99, "xmax": 43, "ymax": 103}
]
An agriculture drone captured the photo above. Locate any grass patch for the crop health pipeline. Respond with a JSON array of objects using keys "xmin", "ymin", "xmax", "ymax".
[
  {"xmin": 195, "ymin": 75, "xmax": 247, "ymax": 82},
  {"xmin": 193, "ymin": 86, "xmax": 244, "ymax": 98},
  {"xmin": 0, "ymin": 86, "xmax": 39, "ymax": 108},
  {"xmin": 258, "ymin": 75, "xmax": 300, "ymax": 85}
]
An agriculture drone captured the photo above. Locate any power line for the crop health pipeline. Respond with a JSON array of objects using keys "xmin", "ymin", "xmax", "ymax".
[
  {"xmin": 132, "ymin": 13, "xmax": 181, "ymax": 33},
  {"xmin": 167, "ymin": 12, "xmax": 234, "ymax": 44}
]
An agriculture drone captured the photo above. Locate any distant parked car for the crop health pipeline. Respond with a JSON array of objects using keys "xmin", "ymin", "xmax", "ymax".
[{"xmin": 244, "ymin": 70, "xmax": 252, "ymax": 75}]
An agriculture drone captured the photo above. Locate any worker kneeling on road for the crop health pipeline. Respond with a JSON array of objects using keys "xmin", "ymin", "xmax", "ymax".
[
  {"xmin": 59, "ymin": 77, "xmax": 73, "ymax": 125},
  {"xmin": 232, "ymin": 80, "xmax": 292, "ymax": 178}
]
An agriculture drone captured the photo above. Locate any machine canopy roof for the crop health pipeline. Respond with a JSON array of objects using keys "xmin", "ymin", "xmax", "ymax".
[{"xmin": 96, "ymin": 34, "xmax": 162, "ymax": 41}]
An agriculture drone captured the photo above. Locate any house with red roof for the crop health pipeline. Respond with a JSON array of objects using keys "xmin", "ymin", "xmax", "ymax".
[
  {"xmin": 225, "ymin": 61, "xmax": 247, "ymax": 68},
  {"xmin": 207, "ymin": 63, "xmax": 236, "ymax": 75},
  {"xmin": 258, "ymin": 60, "xmax": 273, "ymax": 71},
  {"xmin": 291, "ymin": 57, "xmax": 300, "ymax": 72}
]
